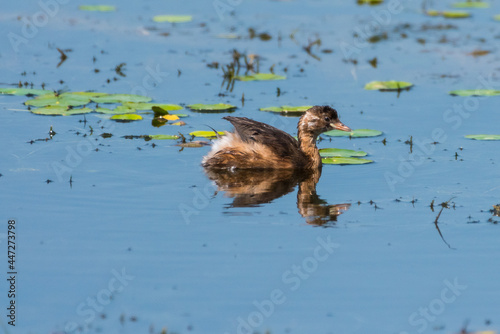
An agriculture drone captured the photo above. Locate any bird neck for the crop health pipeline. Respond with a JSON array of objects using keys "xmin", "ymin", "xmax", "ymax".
[{"xmin": 297, "ymin": 129, "xmax": 321, "ymax": 169}]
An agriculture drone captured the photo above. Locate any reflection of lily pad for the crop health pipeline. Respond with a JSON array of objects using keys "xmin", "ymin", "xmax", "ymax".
[
  {"xmin": 235, "ymin": 73, "xmax": 286, "ymax": 81},
  {"xmin": 189, "ymin": 130, "xmax": 225, "ymax": 138},
  {"xmin": 31, "ymin": 106, "xmax": 93, "ymax": 116},
  {"xmin": 110, "ymin": 114, "xmax": 143, "ymax": 121},
  {"xmin": 319, "ymin": 148, "xmax": 368, "ymax": 158},
  {"xmin": 25, "ymin": 94, "xmax": 90, "ymax": 107},
  {"xmin": 95, "ymin": 106, "xmax": 136, "ymax": 114},
  {"xmin": 449, "ymin": 89, "xmax": 500, "ymax": 96},
  {"xmin": 260, "ymin": 105, "xmax": 313, "ymax": 113},
  {"xmin": 0, "ymin": 87, "xmax": 53, "ymax": 96},
  {"xmin": 153, "ymin": 15, "xmax": 192, "ymax": 23},
  {"xmin": 465, "ymin": 134, "xmax": 500, "ymax": 141},
  {"xmin": 364, "ymin": 81, "xmax": 413, "ymax": 91},
  {"xmin": 124, "ymin": 102, "xmax": 183, "ymax": 111},
  {"xmin": 187, "ymin": 103, "xmax": 236, "ymax": 111},
  {"xmin": 78, "ymin": 5, "xmax": 116, "ymax": 11},
  {"xmin": 147, "ymin": 134, "xmax": 180, "ymax": 140},
  {"xmin": 322, "ymin": 157, "xmax": 373, "ymax": 165},
  {"xmin": 324, "ymin": 129, "xmax": 383, "ymax": 138},
  {"xmin": 452, "ymin": 2, "xmax": 488, "ymax": 8},
  {"xmin": 91, "ymin": 94, "xmax": 152, "ymax": 103}
]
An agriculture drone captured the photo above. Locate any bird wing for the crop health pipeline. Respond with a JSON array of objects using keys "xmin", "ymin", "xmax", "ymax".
[{"xmin": 223, "ymin": 116, "xmax": 300, "ymax": 158}]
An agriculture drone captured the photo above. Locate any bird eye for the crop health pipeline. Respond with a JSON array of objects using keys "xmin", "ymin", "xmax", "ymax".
[{"xmin": 324, "ymin": 117, "xmax": 330, "ymax": 122}]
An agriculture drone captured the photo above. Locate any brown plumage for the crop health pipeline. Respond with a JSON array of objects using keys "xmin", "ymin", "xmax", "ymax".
[{"xmin": 202, "ymin": 105, "xmax": 351, "ymax": 170}]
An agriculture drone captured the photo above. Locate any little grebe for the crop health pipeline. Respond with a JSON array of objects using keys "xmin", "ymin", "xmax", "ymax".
[{"xmin": 202, "ymin": 105, "xmax": 351, "ymax": 169}]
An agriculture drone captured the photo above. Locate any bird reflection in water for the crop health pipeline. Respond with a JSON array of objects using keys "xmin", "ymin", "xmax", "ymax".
[{"xmin": 204, "ymin": 168, "xmax": 350, "ymax": 226}]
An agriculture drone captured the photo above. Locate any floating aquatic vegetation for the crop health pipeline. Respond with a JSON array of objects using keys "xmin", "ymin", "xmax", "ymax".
[
  {"xmin": 94, "ymin": 106, "xmax": 136, "ymax": 114},
  {"xmin": 123, "ymin": 102, "xmax": 183, "ymax": 111},
  {"xmin": 110, "ymin": 114, "xmax": 143, "ymax": 121},
  {"xmin": 259, "ymin": 105, "xmax": 313, "ymax": 114},
  {"xmin": 91, "ymin": 94, "xmax": 152, "ymax": 103},
  {"xmin": 234, "ymin": 73, "xmax": 286, "ymax": 81},
  {"xmin": 158, "ymin": 115, "xmax": 180, "ymax": 121},
  {"xmin": 25, "ymin": 94, "xmax": 90, "ymax": 107},
  {"xmin": 322, "ymin": 157, "xmax": 373, "ymax": 165},
  {"xmin": 0, "ymin": 87, "xmax": 52, "ymax": 96},
  {"xmin": 452, "ymin": 2, "xmax": 488, "ymax": 8},
  {"xmin": 364, "ymin": 81, "xmax": 413, "ymax": 91},
  {"xmin": 31, "ymin": 106, "xmax": 93, "ymax": 116},
  {"xmin": 449, "ymin": 89, "xmax": 500, "ymax": 96},
  {"xmin": 319, "ymin": 148, "xmax": 368, "ymax": 158},
  {"xmin": 78, "ymin": 5, "xmax": 116, "ymax": 11},
  {"xmin": 465, "ymin": 134, "xmax": 500, "ymax": 141},
  {"xmin": 187, "ymin": 103, "xmax": 236, "ymax": 111},
  {"xmin": 153, "ymin": 15, "xmax": 192, "ymax": 23},
  {"xmin": 189, "ymin": 131, "xmax": 226, "ymax": 138},
  {"xmin": 427, "ymin": 10, "xmax": 471, "ymax": 18},
  {"xmin": 147, "ymin": 134, "xmax": 180, "ymax": 140},
  {"xmin": 324, "ymin": 129, "xmax": 383, "ymax": 138}
]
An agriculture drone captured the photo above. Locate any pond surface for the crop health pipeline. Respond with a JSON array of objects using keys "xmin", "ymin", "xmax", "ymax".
[{"xmin": 1, "ymin": 0, "xmax": 500, "ymax": 333}]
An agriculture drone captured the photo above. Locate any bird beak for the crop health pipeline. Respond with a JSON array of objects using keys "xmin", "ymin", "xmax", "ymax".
[{"xmin": 330, "ymin": 121, "xmax": 352, "ymax": 132}]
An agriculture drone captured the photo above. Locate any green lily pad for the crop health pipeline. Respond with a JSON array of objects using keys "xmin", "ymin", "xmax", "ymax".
[
  {"xmin": 189, "ymin": 130, "xmax": 226, "ymax": 138},
  {"xmin": 78, "ymin": 5, "xmax": 116, "ymax": 11},
  {"xmin": 319, "ymin": 148, "xmax": 368, "ymax": 158},
  {"xmin": 123, "ymin": 102, "xmax": 183, "ymax": 111},
  {"xmin": 364, "ymin": 81, "xmax": 413, "ymax": 91},
  {"xmin": 25, "ymin": 94, "xmax": 90, "ymax": 107},
  {"xmin": 452, "ymin": 2, "xmax": 489, "ymax": 8},
  {"xmin": 324, "ymin": 129, "xmax": 383, "ymax": 138},
  {"xmin": 260, "ymin": 105, "xmax": 313, "ymax": 113},
  {"xmin": 443, "ymin": 10, "xmax": 470, "ymax": 18},
  {"xmin": 62, "ymin": 91, "xmax": 110, "ymax": 98},
  {"xmin": 235, "ymin": 73, "xmax": 286, "ymax": 81},
  {"xmin": 31, "ymin": 106, "xmax": 93, "ymax": 116},
  {"xmin": 449, "ymin": 89, "xmax": 500, "ymax": 96},
  {"xmin": 322, "ymin": 157, "xmax": 374, "ymax": 165},
  {"xmin": 426, "ymin": 10, "xmax": 441, "ymax": 16},
  {"xmin": 95, "ymin": 106, "xmax": 136, "ymax": 114},
  {"xmin": 0, "ymin": 87, "xmax": 53, "ymax": 96},
  {"xmin": 147, "ymin": 134, "xmax": 180, "ymax": 140},
  {"xmin": 495, "ymin": 14, "xmax": 500, "ymax": 21},
  {"xmin": 357, "ymin": 0, "xmax": 383, "ymax": 4},
  {"xmin": 153, "ymin": 15, "xmax": 192, "ymax": 23},
  {"xmin": 187, "ymin": 103, "xmax": 236, "ymax": 111},
  {"xmin": 110, "ymin": 114, "xmax": 143, "ymax": 121},
  {"xmin": 465, "ymin": 134, "xmax": 500, "ymax": 141},
  {"xmin": 91, "ymin": 94, "xmax": 152, "ymax": 104}
]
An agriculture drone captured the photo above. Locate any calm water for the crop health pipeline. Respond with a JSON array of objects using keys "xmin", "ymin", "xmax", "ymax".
[{"xmin": 1, "ymin": 0, "xmax": 499, "ymax": 333}]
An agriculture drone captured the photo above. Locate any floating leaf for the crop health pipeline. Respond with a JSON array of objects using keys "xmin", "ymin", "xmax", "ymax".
[
  {"xmin": 95, "ymin": 106, "xmax": 136, "ymax": 114},
  {"xmin": 442, "ymin": 11, "xmax": 470, "ymax": 18},
  {"xmin": 449, "ymin": 89, "xmax": 500, "ymax": 96},
  {"xmin": 495, "ymin": 14, "xmax": 500, "ymax": 21},
  {"xmin": 319, "ymin": 148, "xmax": 368, "ymax": 158},
  {"xmin": 260, "ymin": 105, "xmax": 313, "ymax": 114},
  {"xmin": 364, "ymin": 80, "xmax": 413, "ymax": 91},
  {"xmin": 177, "ymin": 141, "xmax": 211, "ymax": 147},
  {"xmin": 189, "ymin": 130, "xmax": 225, "ymax": 138},
  {"xmin": 452, "ymin": 2, "xmax": 489, "ymax": 8},
  {"xmin": 216, "ymin": 33, "xmax": 240, "ymax": 39},
  {"xmin": 324, "ymin": 129, "xmax": 383, "ymax": 138},
  {"xmin": 124, "ymin": 102, "xmax": 183, "ymax": 111},
  {"xmin": 62, "ymin": 91, "xmax": 109, "ymax": 98},
  {"xmin": 91, "ymin": 94, "xmax": 152, "ymax": 103},
  {"xmin": 322, "ymin": 157, "xmax": 373, "ymax": 165},
  {"xmin": 153, "ymin": 15, "xmax": 192, "ymax": 23},
  {"xmin": 31, "ymin": 106, "xmax": 93, "ymax": 116},
  {"xmin": 25, "ymin": 94, "xmax": 90, "ymax": 107},
  {"xmin": 110, "ymin": 114, "xmax": 143, "ymax": 121},
  {"xmin": 147, "ymin": 134, "xmax": 180, "ymax": 140},
  {"xmin": 0, "ymin": 87, "xmax": 53, "ymax": 96},
  {"xmin": 187, "ymin": 103, "xmax": 236, "ymax": 111},
  {"xmin": 469, "ymin": 50, "xmax": 490, "ymax": 57},
  {"xmin": 357, "ymin": 0, "xmax": 383, "ymax": 5},
  {"xmin": 78, "ymin": 5, "xmax": 116, "ymax": 11},
  {"xmin": 235, "ymin": 73, "xmax": 286, "ymax": 81},
  {"xmin": 465, "ymin": 134, "xmax": 500, "ymax": 141},
  {"xmin": 426, "ymin": 10, "xmax": 440, "ymax": 16},
  {"xmin": 159, "ymin": 115, "xmax": 180, "ymax": 121},
  {"xmin": 171, "ymin": 121, "xmax": 186, "ymax": 126}
]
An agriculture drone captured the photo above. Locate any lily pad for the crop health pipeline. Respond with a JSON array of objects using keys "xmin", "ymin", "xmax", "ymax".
[
  {"xmin": 78, "ymin": 5, "xmax": 116, "ymax": 11},
  {"xmin": 260, "ymin": 105, "xmax": 313, "ymax": 114},
  {"xmin": 110, "ymin": 114, "xmax": 143, "ymax": 121},
  {"xmin": 62, "ymin": 91, "xmax": 109, "ymax": 98},
  {"xmin": 147, "ymin": 134, "xmax": 180, "ymax": 140},
  {"xmin": 235, "ymin": 73, "xmax": 286, "ymax": 81},
  {"xmin": 443, "ymin": 11, "xmax": 470, "ymax": 18},
  {"xmin": 91, "ymin": 94, "xmax": 152, "ymax": 104},
  {"xmin": 95, "ymin": 106, "xmax": 136, "ymax": 114},
  {"xmin": 449, "ymin": 89, "xmax": 500, "ymax": 97},
  {"xmin": 357, "ymin": 0, "xmax": 383, "ymax": 4},
  {"xmin": 322, "ymin": 157, "xmax": 373, "ymax": 165},
  {"xmin": 189, "ymin": 130, "xmax": 226, "ymax": 138},
  {"xmin": 25, "ymin": 94, "xmax": 90, "ymax": 107},
  {"xmin": 0, "ymin": 87, "xmax": 53, "ymax": 96},
  {"xmin": 158, "ymin": 115, "xmax": 180, "ymax": 121},
  {"xmin": 452, "ymin": 2, "xmax": 488, "ymax": 8},
  {"xmin": 153, "ymin": 15, "xmax": 192, "ymax": 23},
  {"xmin": 465, "ymin": 134, "xmax": 500, "ymax": 141},
  {"xmin": 124, "ymin": 102, "xmax": 183, "ymax": 111},
  {"xmin": 324, "ymin": 129, "xmax": 383, "ymax": 138},
  {"xmin": 319, "ymin": 148, "xmax": 368, "ymax": 158},
  {"xmin": 495, "ymin": 14, "xmax": 500, "ymax": 21},
  {"xmin": 31, "ymin": 106, "xmax": 93, "ymax": 116},
  {"xmin": 187, "ymin": 103, "xmax": 236, "ymax": 111},
  {"xmin": 364, "ymin": 81, "xmax": 413, "ymax": 91}
]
